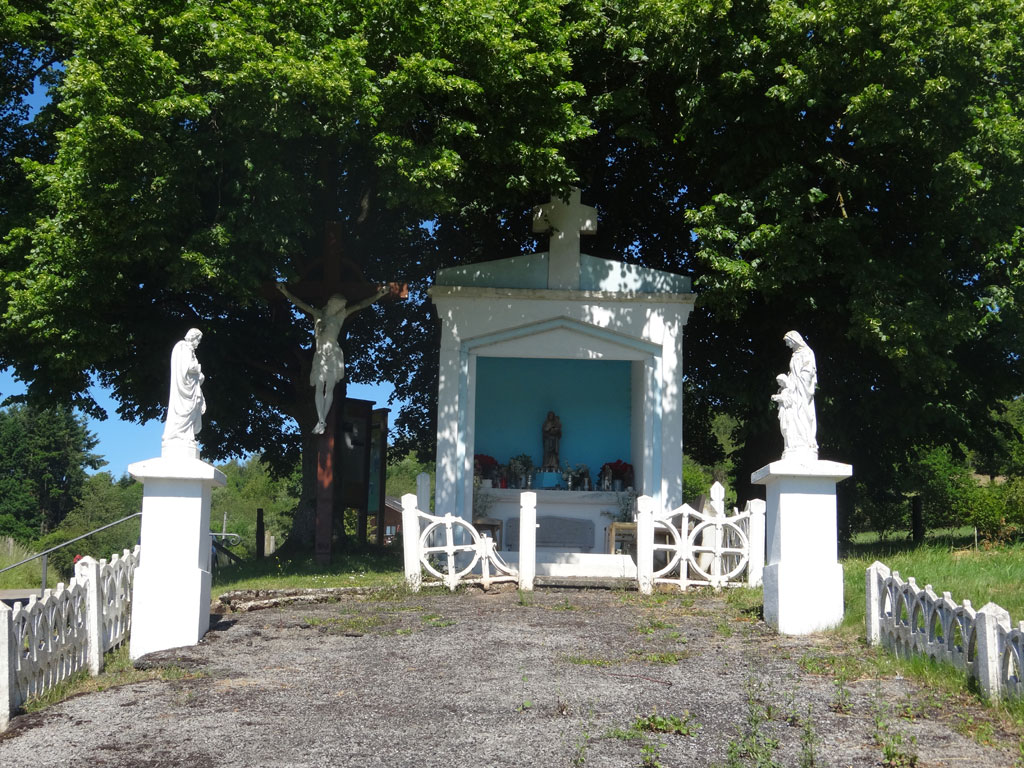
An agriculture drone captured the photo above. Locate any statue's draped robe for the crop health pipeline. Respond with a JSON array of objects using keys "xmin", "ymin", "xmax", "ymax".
[
  {"xmin": 163, "ymin": 340, "xmax": 205, "ymax": 443},
  {"xmin": 787, "ymin": 346, "xmax": 817, "ymax": 455}
]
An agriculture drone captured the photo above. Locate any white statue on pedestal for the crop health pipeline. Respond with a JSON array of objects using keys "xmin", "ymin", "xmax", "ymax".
[
  {"xmin": 277, "ymin": 284, "xmax": 387, "ymax": 435},
  {"xmin": 162, "ymin": 328, "xmax": 206, "ymax": 452},
  {"xmin": 771, "ymin": 330, "xmax": 817, "ymax": 459}
]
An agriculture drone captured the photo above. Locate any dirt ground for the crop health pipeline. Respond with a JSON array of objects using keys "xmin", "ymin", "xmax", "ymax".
[{"xmin": 0, "ymin": 585, "xmax": 1018, "ymax": 767}]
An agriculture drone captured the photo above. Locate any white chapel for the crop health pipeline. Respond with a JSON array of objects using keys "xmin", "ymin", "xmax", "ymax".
[{"xmin": 428, "ymin": 189, "xmax": 695, "ymax": 576}]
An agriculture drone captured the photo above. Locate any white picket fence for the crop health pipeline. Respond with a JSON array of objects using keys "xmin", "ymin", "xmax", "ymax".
[
  {"xmin": 401, "ymin": 479, "xmax": 766, "ymax": 595},
  {"xmin": 866, "ymin": 561, "xmax": 1023, "ymax": 700},
  {"xmin": 636, "ymin": 482, "xmax": 765, "ymax": 594},
  {"xmin": 401, "ymin": 494, "xmax": 525, "ymax": 591},
  {"xmin": 1, "ymin": 546, "xmax": 141, "ymax": 730}
]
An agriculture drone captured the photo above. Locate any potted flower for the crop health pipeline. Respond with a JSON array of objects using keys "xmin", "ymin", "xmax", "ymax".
[
  {"xmin": 600, "ymin": 459, "xmax": 634, "ymax": 491},
  {"xmin": 508, "ymin": 453, "xmax": 534, "ymax": 489},
  {"xmin": 474, "ymin": 454, "xmax": 498, "ymax": 486},
  {"xmin": 560, "ymin": 462, "xmax": 591, "ymax": 490}
]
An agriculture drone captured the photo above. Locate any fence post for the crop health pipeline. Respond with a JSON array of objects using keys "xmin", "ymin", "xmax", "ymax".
[
  {"xmin": 256, "ymin": 508, "xmax": 265, "ymax": 560},
  {"xmin": 865, "ymin": 561, "xmax": 891, "ymax": 646},
  {"xmin": 975, "ymin": 602, "xmax": 1011, "ymax": 700},
  {"xmin": 636, "ymin": 495, "xmax": 655, "ymax": 595},
  {"xmin": 0, "ymin": 601, "xmax": 12, "ymax": 732},
  {"xmin": 746, "ymin": 499, "xmax": 765, "ymax": 587},
  {"xmin": 518, "ymin": 492, "xmax": 536, "ymax": 592},
  {"xmin": 76, "ymin": 556, "xmax": 104, "ymax": 676},
  {"xmin": 401, "ymin": 494, "xmax": 422, "ymax": 591}
]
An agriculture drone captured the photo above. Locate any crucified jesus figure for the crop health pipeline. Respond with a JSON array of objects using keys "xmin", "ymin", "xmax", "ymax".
[{"xmin": 277, "ymin": 283, "xmax": 388, "ymax": 434}]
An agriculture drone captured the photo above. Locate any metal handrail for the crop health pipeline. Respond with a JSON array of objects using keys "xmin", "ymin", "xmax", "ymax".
[
  {"xmin": 0, "ymin": 512, "xmax": 142, "ymax": 597},
  {"xmin": 1, "ymin": 515, "xmax": 247, "ymax": 597}
]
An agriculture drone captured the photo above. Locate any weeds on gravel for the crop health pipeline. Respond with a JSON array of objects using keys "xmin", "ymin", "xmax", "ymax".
[
  {"xmin": 872, "ymin": 689, "xmax": 919, "ymax": 768},
  {"xmin": 640, "ymin": 740, "xmax": 664, "ymax": 767},
  {"xmin": 628, "ymin": 649, "xmax": 688, "ymax": 664},
  {"xmin": 552, "ymin": 598, "xmax": 577, "ymax": 611},
  {"xmin": 304, "ymin": 614, "xmax": 386, "ymax": 633},
  {"xmin": 635, "ymin": 617, "xmax": 673, "ymax": 634},
  {"xmin": 725, "ymin": 587, "xmax": 763, "ymax": 618},
  {"xmin": 714, "ymin": 676, "xmax": 781, "ymax": 768},
  {"xmin": 566, "ymin": 654, "xmax": 615, "ymax": 667},
  {"xmin": 517, "ymin": 589, "xmax": 533, "ymax": 606},
  {"xmin": 831, "ymin": 665, "xmax": 852, "ymax": 713},
  {"xmin": 954, "ymin": 713, "xmax": 995, "ymax": 745},
  {"xmin": 798, "ymin": 705, "xmax": 820, "ymax": 768},
  {"xmin": 605, "ymin": 709, "xmax": 700, "ymax": 740},
  {"xmin": 573, "ymin": 711, "xmax": 593, "ymax": 766},
  {"xmin": 605, "ymin": 709, "xmax": 698, "ymax": 768},
  {"xmin": 634, "ymin": 709, "xmax": 701, "ymax": 737},
  {"xmin": 21, "ymin": 646, "xmax": 200, "ymax": 714},
  {"xmin": 420, "ymin": 612, "xmax": 455, "ymax": 628}
]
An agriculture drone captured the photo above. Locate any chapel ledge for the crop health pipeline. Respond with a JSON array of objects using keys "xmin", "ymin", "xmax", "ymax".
[{"xmin": 427, "ymin": 285, "xmax": 696, "ymax": 304}]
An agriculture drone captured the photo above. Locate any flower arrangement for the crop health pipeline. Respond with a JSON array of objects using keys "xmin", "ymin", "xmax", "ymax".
[
  {"xmin": 508, "ymin": 454, "xmax": 534, "ymax": 488},
  {"xmin": 474, "ymin": 453, "xmax": 498, "ymax": 479},
  {"xmin": 600, "ymin": 459, "xmax": 634, "ymax": 490},
  {"xmin": 562, "ymin": 463, "xmax": 591, "ymax": 489}
]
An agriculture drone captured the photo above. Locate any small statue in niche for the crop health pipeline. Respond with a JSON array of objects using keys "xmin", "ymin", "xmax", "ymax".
[
  {"xmin": 162, "ymin": 328, "xmax": 206, "ymax": 452},
  {"xmin": 541, "ymin": 411, "xmax": 562, "ymax": 471},
  {"xmin": 277, "ymin": 284, "xmax": 387, "ymax": 435},
  {"xmin": 771, "ymin": 330, "xmax": 818, "ymax": 459}
]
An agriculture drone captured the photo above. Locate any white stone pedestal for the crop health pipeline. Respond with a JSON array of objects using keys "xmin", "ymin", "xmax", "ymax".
[
  {"xmin": 751, "ymin": 458, "xmax": 852, "ymax": 635},
  {"xmin": 128, "ymin": 454, "xmax": 226, "ymax": 660}
]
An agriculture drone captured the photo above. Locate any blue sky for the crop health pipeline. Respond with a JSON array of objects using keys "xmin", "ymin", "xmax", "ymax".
[{"xmin": 0, "ymin": 369, "xmax": 395, "ymax": 477}]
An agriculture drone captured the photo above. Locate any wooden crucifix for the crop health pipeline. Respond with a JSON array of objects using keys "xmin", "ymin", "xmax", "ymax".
[{"xmin": 276, "ymin": 221, "xmax": 407, "ymax": 563}]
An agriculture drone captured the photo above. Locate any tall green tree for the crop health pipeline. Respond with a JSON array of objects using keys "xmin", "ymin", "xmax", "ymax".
[
  {"xmin": 0, "ymin": 403, "xmax": 103, "ymax": 540},
  {"xmin": 1, "ymin": 0, "xmax": 591, "ymax": 546},
  {"xmin": 4, "ymin": 0, "xmax": 1022, "ymax": 542},
  {"xmin": 561, "ymin": 0, "xmax": 1023, "ymax": 509}
]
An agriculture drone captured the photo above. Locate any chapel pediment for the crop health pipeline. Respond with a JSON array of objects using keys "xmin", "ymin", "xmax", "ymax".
[{"xmin": 435, "ymin": 189, "xmax": 691, "ymax": 295}]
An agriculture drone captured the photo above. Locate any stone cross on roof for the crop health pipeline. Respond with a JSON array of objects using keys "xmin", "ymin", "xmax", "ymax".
[{"xmin": 532, "ymin": 187, "xmax": 597, "ymax": 290}]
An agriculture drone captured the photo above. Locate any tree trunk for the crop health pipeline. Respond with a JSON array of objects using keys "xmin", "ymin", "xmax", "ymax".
[{"xmin": 911, "ymin": 495, "xmax": 925, "ymax": 545}]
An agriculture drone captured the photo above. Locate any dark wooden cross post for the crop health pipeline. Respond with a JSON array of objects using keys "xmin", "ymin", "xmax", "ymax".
[{"xmin": 278, "ymin": 222, "xmax": 406, "ymax": 565}]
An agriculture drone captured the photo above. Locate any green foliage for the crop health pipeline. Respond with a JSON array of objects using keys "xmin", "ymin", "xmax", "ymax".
[
  {"xmin": 0, "ymin": 403, "xmax": 103, "ymax": 541},
  {"xmin": 904, "ymin": 445, "xmax": 979, "ymax": 532},
  {"xmin": 633, "ymin": 709, "xmax": 700, "ymax": 737},
  {"xmin": 1, "ymin": 0, "xmax": 590, "ymax": 465},
  {"xmin": 568, "ymin": 0, "xmax": 1024, "ymax": 509},
  {"xmin": 718, "ymin": 676, "xmax": 781, "ymax": 768},
  {"xmin": 32, "ymin": 472, "xmax": 142, "ymax": 578},
  {"xmin": 0, "ymin": 535, "xmax": 39, "ymax": 589},
  {"xmin": 211, "ymin": 455, "xmax": 299, "ymax": 557},
  {"xmin": 385, "ymin": 452, "xmax": 435, "ymax": 504},
  {"xmin": 682, "ymin": 455, "xmax": 714, "ymax": 505},
  {"xmin": 4, "ymin": 0, "xmax": 1024, "ymax": 549}
]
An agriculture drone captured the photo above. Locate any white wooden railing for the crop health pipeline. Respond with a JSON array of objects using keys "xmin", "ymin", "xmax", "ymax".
[
  {"xmin": 867, "ymin": 561, "xmax": 1023, "ymax": 700},
  {"xmin": 401, "ymin": 494, "xmax": 526, "ymax": 592},
  {"xmin": 636, "ymin": 482, "xmax": 765, "ymax": 594},
  {"xmin": 1, "ymin": 546, "xmax": 141, "ymax": 730}
]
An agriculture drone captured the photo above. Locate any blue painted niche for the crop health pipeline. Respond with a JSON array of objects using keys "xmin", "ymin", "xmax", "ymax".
[{"xmin": 474, "ymin": 357, "xmax": 631, "ymax": 482}]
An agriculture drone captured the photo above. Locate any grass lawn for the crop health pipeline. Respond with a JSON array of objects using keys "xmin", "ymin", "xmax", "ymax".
[
  {"xmin": 841, "ymin": 534, "xmax": 1024, "ymax": 636},
  {"xmin": 211, "ymin": 544, "xmax": 404, "ymax": 593},
  {"xmin": 0, "ymin": 539, "xmax": 45, "ymax": 590}
]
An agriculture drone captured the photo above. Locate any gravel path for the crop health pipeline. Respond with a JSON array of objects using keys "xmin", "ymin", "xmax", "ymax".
[{"xmin": 0, "ymin": 586, "xmax": 1016, "ymax": 767}]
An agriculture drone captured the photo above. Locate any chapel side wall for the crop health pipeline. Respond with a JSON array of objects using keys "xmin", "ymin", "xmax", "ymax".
[
  {"xmin": 630, "ymin": 360, "xmax": 646, "ymax": 495},
  {"xmin": 434, "ymin": 324, "xmax": 462, "ymax": 518},
  {"xmin": 660, "ymin": 307, "xmax": 688, "ymax": 510}
]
